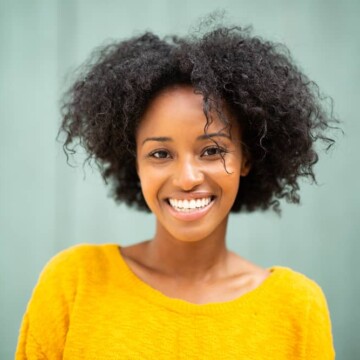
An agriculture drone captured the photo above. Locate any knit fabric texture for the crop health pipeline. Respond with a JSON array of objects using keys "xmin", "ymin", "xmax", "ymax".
[{"xmin": 16, "ymin": 244, "xmax": 335, "ymax": 359}]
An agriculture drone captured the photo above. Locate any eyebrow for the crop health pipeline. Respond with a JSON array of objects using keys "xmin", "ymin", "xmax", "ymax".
[
  {"xmin": 142, "ymin": 136, "xmax": 172, "ymax": 145},
  {"xmin": 197, "ymin": 132, "xmax": 231, "ymax": 141},
  {"xmin": 141, "ymin": 132, "xmax": 231, "ymax": 146}
]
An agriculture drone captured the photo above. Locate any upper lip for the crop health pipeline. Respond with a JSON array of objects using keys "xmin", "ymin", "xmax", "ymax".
[{"xmin": 165, "ymin": 192, "xmax": 215, "ymax": 201}]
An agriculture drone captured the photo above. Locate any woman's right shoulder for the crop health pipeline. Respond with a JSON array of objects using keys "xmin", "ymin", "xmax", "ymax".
[
  {"xmin": 38, "ymin": 243, "xmax": 118, "ymax": 283},
  {"xmin": 16, "ymin": 243, "xmax": 119, "ymax": 358},
  {"xmin": 47, "ymin": 243, "xmax": 105, "ymax": 261}
]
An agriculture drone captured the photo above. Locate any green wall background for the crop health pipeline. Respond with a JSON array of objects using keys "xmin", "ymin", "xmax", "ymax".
[{"xmin": 1, "ymin": 0, "xmax": 359, "ymax": 358}]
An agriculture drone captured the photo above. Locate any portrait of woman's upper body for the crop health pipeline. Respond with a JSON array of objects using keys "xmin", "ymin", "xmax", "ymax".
[{"xmin": 16, "ymin": 25, "xmax": 337, "ymax": 359}]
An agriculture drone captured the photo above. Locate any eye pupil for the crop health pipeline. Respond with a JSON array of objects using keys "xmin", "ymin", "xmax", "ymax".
[
  {"xmin": 204, "ymin": 147, "xmax": 222, "ymax": 156},
  {"xmin": 154, "ymin": 151, "xmax": 168, "ymax": 158}
]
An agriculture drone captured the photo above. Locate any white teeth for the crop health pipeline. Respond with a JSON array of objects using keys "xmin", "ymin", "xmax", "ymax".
[{"xmin": 168, "ymin": 197, "xmax": 212, "ymax": 211}]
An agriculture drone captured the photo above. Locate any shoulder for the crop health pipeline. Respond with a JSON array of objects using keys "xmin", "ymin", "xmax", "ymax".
[
  {"xmin": 43, "ymin": 243, "xmax": 116, "ymax": 270},
  {"xmin": 26, "ymin": 244, "xmax": 120, "ymax": 314},
  {"xmin": 17, "ymin": 244, "xmax": 122, "ymax": 357},
  {"xmin": 264, "ymin": 266, "xmax": 333, "ymax": 335},
  {"xmin": 36, "ymin": 243, "xmax": 119, "ymax": 291},
  {"xmin": 269, "ymin": 266, "xmax": 330, "ymax": 311},
  {"xmin": 272, "ymin": 266, "xmax": 326, "ymax": 293},
  {"xmin": 266, "ymin": 267, "xmax": 335, "ymax": 357},
  {"xmin": 48, "ymin": 242, "xmax": 110, "ymax": 260},
  {"xmin": 274, "ymin": 267, "xmax": 335, "ymax": 357}
]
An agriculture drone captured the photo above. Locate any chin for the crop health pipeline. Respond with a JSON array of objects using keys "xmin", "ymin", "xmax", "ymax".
[{"xmin": 162, "ymin": 221, "xmax": 226, "ymax": 244}]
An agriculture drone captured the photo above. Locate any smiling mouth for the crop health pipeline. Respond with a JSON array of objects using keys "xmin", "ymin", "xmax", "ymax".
[{"xmin": 166, "ymin": 196, "xmax": 215, "ymax": 212}]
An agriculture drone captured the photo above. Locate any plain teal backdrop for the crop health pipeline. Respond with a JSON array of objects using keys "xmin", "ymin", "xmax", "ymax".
[{"xmin": 1, "ymin": 0, "xmax": 359, "ymax": 358}]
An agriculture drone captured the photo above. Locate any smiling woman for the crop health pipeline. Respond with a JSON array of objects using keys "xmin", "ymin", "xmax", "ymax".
[
  {"xmin": 136, "ymin": 85, "xmax": 250, "ymax": 243},
  {"xmin": 16, "ymin": 24, "xmax": 337, "ymax": 359}
]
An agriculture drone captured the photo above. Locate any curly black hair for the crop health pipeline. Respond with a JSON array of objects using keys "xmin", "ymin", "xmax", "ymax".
[{"xmin": 59, "ymin": 26, "xmax": 338, "ymax": 214}]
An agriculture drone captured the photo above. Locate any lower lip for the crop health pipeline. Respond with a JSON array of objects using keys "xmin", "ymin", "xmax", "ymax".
[{"xmin": 165, "ymin": 199, "xmax": 215, "ymax": 222}]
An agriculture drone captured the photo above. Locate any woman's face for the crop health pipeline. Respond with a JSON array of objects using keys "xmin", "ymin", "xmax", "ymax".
[{"xmin": 136, "ymin": 85, "xmax": 250, "ymax": 242}]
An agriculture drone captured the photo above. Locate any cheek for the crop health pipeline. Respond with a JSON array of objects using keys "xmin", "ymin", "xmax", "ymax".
[
  {"xmin": 138, "ymin": 165, "xmax": 165, "ymax": 208},
  {"xmin": 218, "ymin": 172, "xmax": 241, "ymax": 198},
  {"xmin": 206, "ymin": 157, "xmax": 241, "ymax": 191}
]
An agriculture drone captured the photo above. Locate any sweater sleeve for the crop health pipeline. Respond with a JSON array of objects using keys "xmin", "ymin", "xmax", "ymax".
[
  {"xmin": 304, "ymin": 282, "xmax": 335, "ymax": 360},
  {"xmin": 15, "ymin": 246, "xmax": 80, "ymax": 360}
]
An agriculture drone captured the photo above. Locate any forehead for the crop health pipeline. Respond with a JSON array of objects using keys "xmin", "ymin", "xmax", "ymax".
[{"xmin": 136, "ymin": 85, "xmax": 238, "ymax": 140}]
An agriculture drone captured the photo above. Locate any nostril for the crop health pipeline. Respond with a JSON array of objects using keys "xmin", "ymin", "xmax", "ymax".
[{"xmin": 172, "ymin": 169, "xmax": 205, "ymax": 190}]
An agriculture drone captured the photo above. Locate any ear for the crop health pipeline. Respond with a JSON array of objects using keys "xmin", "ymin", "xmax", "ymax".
[
  {"xmin": 240, "ymin": 154, "xmax": 252, "ymax": 177},
  {"xmin": 135, "ymin": 158, "xmax": 140, "ymax": 177}
]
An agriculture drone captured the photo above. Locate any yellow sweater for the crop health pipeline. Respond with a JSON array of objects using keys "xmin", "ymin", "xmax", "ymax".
[{"xmin": 16, "ymin": 244, "xmax": 335, "ymax": 359}]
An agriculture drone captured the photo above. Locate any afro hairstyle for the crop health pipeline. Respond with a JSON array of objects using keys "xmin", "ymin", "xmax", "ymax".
[{"xmin": 59, "ymin": 26, "xmax": 338, "ymax": 214}]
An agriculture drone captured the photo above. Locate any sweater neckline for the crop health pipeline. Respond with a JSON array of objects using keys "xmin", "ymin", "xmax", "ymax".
[{"xmin": 106, "ymin": 243, "xmax": 288, "ymax": 315}]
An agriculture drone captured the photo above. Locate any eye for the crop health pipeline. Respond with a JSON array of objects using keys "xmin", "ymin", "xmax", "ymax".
[
  {"xmin": 202, "ymin": 146, "xmax": 227, "ymax": 157},
  {"xmin": 149, "ymin": 150, "xmax": 171, "ymax": 159}
]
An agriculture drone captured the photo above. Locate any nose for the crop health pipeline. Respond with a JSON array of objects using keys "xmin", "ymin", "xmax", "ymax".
[{"xmin": 172, "ymin": 157, "xmax": 204, "ymax": 190}]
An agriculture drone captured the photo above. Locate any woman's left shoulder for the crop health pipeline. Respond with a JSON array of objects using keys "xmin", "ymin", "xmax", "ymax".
[
  {"xmin": 269, "ymin": 265, "xmax": 330, "ymax": 304},
  {"xmin": 266, "ymin": 266, "xmax": 335, "ymax": 358}
]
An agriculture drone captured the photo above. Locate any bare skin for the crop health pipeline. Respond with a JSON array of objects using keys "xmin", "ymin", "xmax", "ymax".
[
  {"xmin": 120, "ymin": 85, "xmax": 270, "ymax": 305},
  {"xmin": 120, "ymin": 241, "xmax": 270, "ymax": 304}
]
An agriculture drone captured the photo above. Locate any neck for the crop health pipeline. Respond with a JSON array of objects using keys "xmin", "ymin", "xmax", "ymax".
[{"xmin": 143, "ymin": 218, "xmax": 232, "ymax": 284}]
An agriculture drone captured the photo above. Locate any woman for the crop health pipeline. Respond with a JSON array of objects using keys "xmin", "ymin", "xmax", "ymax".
[{"xmin": 16, "ymin": 25, "xmax": 336, "ymax": 359}]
